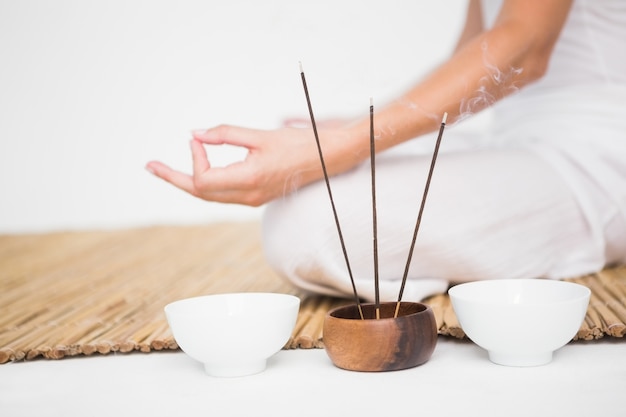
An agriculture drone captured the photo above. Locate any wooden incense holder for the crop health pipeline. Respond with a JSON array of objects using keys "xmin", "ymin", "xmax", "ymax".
[{"xmin": 323, "ymin": 301, "xmax": 437, "ymax": 372}]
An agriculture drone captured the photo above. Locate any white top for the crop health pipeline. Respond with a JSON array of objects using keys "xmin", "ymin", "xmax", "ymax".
[{"xmin": 481, "ymin": 0, "xmax": 626, "ymax": 265}]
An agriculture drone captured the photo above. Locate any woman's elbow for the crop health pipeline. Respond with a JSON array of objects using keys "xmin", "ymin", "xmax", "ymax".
[{"xmin": 522, "ymin": 52, "xmax": 551, "ymax": 83}]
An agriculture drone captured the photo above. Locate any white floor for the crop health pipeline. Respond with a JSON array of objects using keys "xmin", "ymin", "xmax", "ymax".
[{"xmin": 1, "ymin": 337, "xmax": 624, "ymax": 417}]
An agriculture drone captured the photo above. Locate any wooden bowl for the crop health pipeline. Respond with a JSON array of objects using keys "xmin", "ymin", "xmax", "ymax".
[{"xmin": 323, "ymin": 301, "xmax": 437, "ymax": 372}]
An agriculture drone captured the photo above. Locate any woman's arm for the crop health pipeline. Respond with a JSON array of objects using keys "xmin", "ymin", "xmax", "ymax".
[
  {"xmin": 346, "ymin": 0, "xmax": 573, "ymax": 156},
  {"xmin": 454, "ymin": 0, "xmax": 484, "ymax": 53},
  {"xmin": 146, "ymin": 0, "xmax": 573, "ymax": 206}
]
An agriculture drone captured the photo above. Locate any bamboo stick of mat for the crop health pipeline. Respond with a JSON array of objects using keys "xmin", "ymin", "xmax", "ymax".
[
  {"xmin": 423, "ymin": 293, "xmax": 446, "ymax": 331},
  {"xmin": 596, "ymin": 269, "xmax": 626, "ymax": 322},
  {"xmin": 2, "ymin": 225, "xmax": 625, "ymax": 364},
  {"xmin": 577, "ymin": 269, "xmax": 626, "ymax": 337},
  {"xmin": 0, "ymin": 227, "xmax": 200, "ymax": 339},
  {"xmin": 285, "ymin": 299, "xmax": 316, "ymax": 349},
  {"xmin": 578, "ymin": 304, "xmax": 604, "ymax": 340},
  {"xmin": 284, "ymin": 296, "xmax": 345, "ymax": 349},
  {"xmin": 441, "ymin": 294, "xmax": 464, "ymax": 338},
  {"xmin": 0, "ymin": 221, "xmax": 286, "ymax": 356},
  {"xmin": 296, "ymin": 297, "xmax": 339, "ymax": 349},
  {"xmin": 83, "ymin": 262, "xmax": 236, "ymax": 353},
  {"xmin": 564, "ymin": 275, "xmax": 599, "ymax": 340},
  {"xmin": 147, "ymin": 320, "xmax": 177, "ymax": 351}
]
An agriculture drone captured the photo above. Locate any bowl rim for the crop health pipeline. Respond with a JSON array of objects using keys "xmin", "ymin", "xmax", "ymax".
[
  {"xmin": 326, "ymin": 301, "xmax": 432, "ymax": 321},
  {"xmin": 448, "ymin": 279, "xmax": 591, "ymax": 306},
  {"xmin": 164, "ymin": 292, "xmax": 301, "ymax": 316}
]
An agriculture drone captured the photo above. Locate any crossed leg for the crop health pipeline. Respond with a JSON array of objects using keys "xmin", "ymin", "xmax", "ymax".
[{"xmin": 261, "ymin": 145, "xmax": 597, "ymax": 302}]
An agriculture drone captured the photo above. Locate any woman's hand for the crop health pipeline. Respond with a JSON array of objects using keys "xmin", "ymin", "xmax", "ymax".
[{"xmin": 146, "ymin": 123, "xmax": 364, "ymax": 206}]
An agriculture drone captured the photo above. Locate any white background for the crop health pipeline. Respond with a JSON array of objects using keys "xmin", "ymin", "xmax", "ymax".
[
  {"xmin": 0, "ymin": 0, "xmax": 466, "ymax": 233},
  {"xmin": 2, "ymin": 5, "xmax": 625, "ymax": 415}
]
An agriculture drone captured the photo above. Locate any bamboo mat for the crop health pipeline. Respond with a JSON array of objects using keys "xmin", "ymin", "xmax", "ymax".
[{"xmin": 1, "ymin": 222, "xmax": 624, "ymax": 364}]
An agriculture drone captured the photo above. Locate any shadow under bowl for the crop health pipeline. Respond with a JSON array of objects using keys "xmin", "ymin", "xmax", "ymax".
[{"xmin": 323, "ymin": 301, "xmax": 437, "ymax": 372}]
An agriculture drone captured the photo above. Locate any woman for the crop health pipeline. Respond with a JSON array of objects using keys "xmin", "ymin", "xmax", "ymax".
[{"xmin": 147, "ymin": 0, "xmax": 626, "ymax": 302}]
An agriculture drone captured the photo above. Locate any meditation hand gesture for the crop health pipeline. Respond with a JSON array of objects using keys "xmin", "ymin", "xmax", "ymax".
[{"xmin": 146, "ymin": 123, "xmax": 363, "ymax": 206}]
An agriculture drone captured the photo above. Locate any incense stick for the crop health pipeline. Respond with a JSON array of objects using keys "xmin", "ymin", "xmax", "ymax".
[
  {"xmin": 394, "ymin": 112, "xmax": 447, "ymax": 318},
  {"xmin": 299, "ymin": 62, "xmax": 364, "ymax": 320},
  {"xmin": 369, "ymin": 98, "xmax": 380, "ymax": 319}
]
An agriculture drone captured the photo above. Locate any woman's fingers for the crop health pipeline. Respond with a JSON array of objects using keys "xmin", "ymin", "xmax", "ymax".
[
  {"xmin": 145, "ymin": 161, "xmax": 196, "ymax": 196},
  {"xmin": 146, "ymin": 142, "xmax": 266, "ymax": 205},
  {"xmin": 190, "ymin": 139, "xmax": 210, "ymax": 179},
  {"xmin": 146, "ymin": 160, "xmax": 256, "ymax": 204},
  {"xmin": 192, "ymin": 124, "xmax": 262, "ymax": 148},
  {"xmin": 146, "ymin": 125, "xmax": 328, "ymax": 206},
  {"xmin": 282, "ymin": 117, "xmax": 352, "ymax": 129},
  {"xmin": 282, "ymin": 118, "xmax": 311, "ymax": 128}
]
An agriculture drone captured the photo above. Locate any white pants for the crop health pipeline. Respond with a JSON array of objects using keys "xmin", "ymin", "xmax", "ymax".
[{"xmin": 261, "ymin": 133, "xmax": 624, "ymax": 302}]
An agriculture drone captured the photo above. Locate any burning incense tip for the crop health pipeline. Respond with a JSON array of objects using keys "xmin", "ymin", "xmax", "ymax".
[
  {"xmin": 299, "ymin": 61, "xmax": 303, "ymax": 73},
  {"xmin": 394, "ymin": 108, "xmax": 448, "ymax": 317},
  {"xmin": 369, "ymin": 98, "xmax": 380, "ymax": 315}
]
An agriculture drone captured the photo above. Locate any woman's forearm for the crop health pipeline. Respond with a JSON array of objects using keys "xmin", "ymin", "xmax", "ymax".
[{"xmin": 340, "ymin": 0, "xmax": 572, "ymax": 162}]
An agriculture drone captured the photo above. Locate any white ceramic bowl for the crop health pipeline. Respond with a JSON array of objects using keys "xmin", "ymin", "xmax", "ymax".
[
  {"xmin": 164, "ymin": 292, "xmax": 300, "ymax": 377},
  {"xmin": 448, "ymin": 279, "xmax": 590, "ymax": 367}
]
